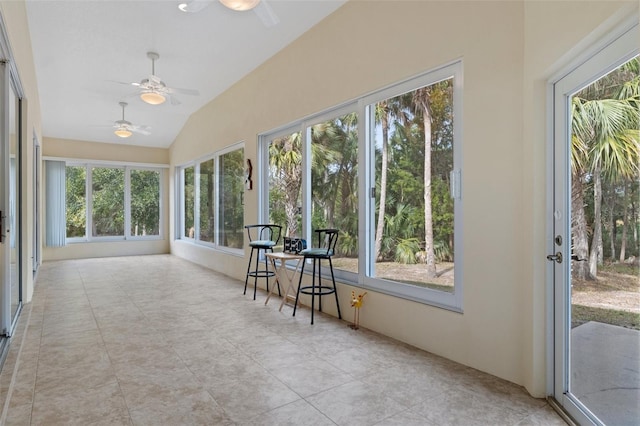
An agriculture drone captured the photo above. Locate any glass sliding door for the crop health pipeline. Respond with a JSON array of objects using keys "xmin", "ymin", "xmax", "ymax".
[
  {"xmin": 0, "ymin": 61, "xmax": 22, "ymax": 336},
  {"xmin": 8, "ymin": 76, "xmax": 20, "ymax": 328},
  {"xmin": 33, "ymin": 135, "xmax": 40, "ymax": 276}
]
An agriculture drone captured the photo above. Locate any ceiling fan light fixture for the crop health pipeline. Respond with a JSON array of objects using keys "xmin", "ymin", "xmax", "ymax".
[
  {"xmin": 140, "ymin": 90, "xmax": 166, "ymax": 105},
  {"xmin": 114, "ymin": 127, "xmax": 132, "ymax": 138},
  {"xmin": 220, "ymin": 0, "xmax": 260, "ymax": 11}
]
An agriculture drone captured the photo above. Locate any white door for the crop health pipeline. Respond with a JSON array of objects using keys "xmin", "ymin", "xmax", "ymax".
[{"xmin": 551, "ymin": 22, "xmax": 638, "ymax": 425}]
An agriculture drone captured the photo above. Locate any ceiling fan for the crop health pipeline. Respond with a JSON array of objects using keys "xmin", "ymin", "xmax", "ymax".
[
  {"xmin": 112, "ymin": 102, "xmax": 150, "ymax": 138},
  {"xmin": 178, "ymin": 0, "xmax": 279, "ymax": 28},
  {"xmin": 116, "ymin": 51, "xmax": 199, "ymax": 106}
]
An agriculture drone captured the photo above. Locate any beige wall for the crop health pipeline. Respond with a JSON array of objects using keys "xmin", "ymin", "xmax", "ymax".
[
  {"xmin": 42, "ymin": 137, "xmax": 170, "ymax": 261},
  {"xmin": 44, "ymin": 137, "xmax": 169, "ymax": 164},
  {"xmin": 169, "ymin": 0, "xmax": 637, "ymax": 397}
]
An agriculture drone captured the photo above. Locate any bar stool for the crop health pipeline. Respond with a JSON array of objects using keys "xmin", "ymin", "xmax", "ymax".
[
  {"xmin": 244, "ymin": 224, "xmax": 282, "ymax": 300},
  {"xmin": 293, "ymin": 229, "xmax": 342, "ymax": 324}
]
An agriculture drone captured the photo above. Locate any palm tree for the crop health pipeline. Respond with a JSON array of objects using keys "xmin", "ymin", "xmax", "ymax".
[
  {"xmin": 411, "ymin": 80, "xmax": 453, "ymax": 278},
  {"xmin": 269, "ymin": 132, "xmax": 302, "ymax": 237},
  {"xmin": 571, "ymin": 57, "xmax": 639, "ymax": 280},
  {"xmin": 310, "ymin": 113, "xmax": 358, "ymax": 234},
  {"xmin": 412, "ymin": 86, "xmax": 437, "ymax": 278},
  {"xmin": 374, "ymin": 101, "xmax": 391, "ymax": 262}
]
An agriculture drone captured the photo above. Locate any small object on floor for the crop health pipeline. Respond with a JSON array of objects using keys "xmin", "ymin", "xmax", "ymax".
[{"xmin": 349, "ymin": 290, "xmax": 367, "ymax": 330}]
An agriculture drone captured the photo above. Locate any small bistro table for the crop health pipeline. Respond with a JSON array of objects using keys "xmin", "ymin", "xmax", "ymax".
[{"xmin": 264, "ymin": 252, "xmax": 305, "ymax": 312}]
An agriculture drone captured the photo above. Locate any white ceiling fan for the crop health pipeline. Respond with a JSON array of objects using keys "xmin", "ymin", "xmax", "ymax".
[
  {"xmin": 178, "ymin": 0, "xmax": 280, "ymax": 28},
  {"xmin": 116, "ymin": 51, "xmax": 200, "ymax": 106},
  {"xmin": 112, "ymin": 102, "xmax": 150, "ymax": 138}
]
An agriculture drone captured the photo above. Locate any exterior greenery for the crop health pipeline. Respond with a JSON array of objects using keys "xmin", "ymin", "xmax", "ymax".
[
  {"xmin": 219, "ymin": 149, "xmax": 244, "ymax": 249},
  {"xmin": 92, "ymin": 167, "xmax": 125, "ymax": 237},
  {"xmin": 267, "ymin": 76, "xmax": 456, "ymax": 288},
  {"xmin": 180, "ymin": 146, "xmax": 245, "ymax": 248},
  {"xmin": 130, "ymin": 169, "xmax": 160, "ymax": 236},
  {"xmin": 571, "ymin": 57, "xmax": 639, "ymax": 280},
  {"xmin": 66, "ymin": 165, "xmax": 86, "ymax": 238},
  {"xmin": 66, "ymin": 165, "xmax": 161, "ymax": 239}
]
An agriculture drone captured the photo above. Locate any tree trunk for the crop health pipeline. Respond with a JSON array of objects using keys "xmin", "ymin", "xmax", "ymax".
[
  {"xmin": 632, "ymin": 185, "xmax": 638, "ymax": 247},
  {"xmin": 282, "ymin": 139, "xmax": 302, "ymax": 238},
  {"xmin": 605, "ymin": 185, "xmax": 616, "ymax": 262},
  {"xmin": 588, "ymin": 164, "xmax": 602, "ymax": 278},
  {"xmin": 619, "ymin": 181, "xmax": 629, "ymax": 262},
  {"xmin": 374, "ymin": 110, "xmax": 389, "ymax": 261},
  {"xmin": 421, "ymin": 99, "xmax": 436, "ymax": 278},
  {"xmin": 571, "ymin": 171, "xmax": 592, "ymax": 280}
]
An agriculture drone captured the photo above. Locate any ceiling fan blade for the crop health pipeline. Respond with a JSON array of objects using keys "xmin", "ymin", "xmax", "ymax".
[
  {"xmin": 254, "ymin": 0, "xmax": 279, "ymax": 28},
  {"xmin": 178, "ymin": 0, "xmax": 214, "ymax": 13},
  {"xmin": 132, "ymin": 125, "xmax": 151, "ymax": 136},
  {"xmin": 168, "ymin": 86, "xmax": 199, "ymax": 96},
  {"xmin": 108, "ymin": 79, "xmax": 139, "ymax": 87}
]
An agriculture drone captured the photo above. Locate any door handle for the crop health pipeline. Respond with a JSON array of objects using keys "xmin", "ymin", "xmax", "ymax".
[
  {"xmin": 547, "ymin": 252, "xmax": 563, "ymax": 263},
  {"xmin": 0, "ymin": 210, "xmax": 4, "ymax": 243}
]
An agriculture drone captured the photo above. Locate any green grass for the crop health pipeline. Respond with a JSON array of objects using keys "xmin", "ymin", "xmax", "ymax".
[
  {"xmin": 600, "ymin": 262, "xmax": 639, "ymax": 275},
  {"xmin": 572, "ymin": 304, "xmax": 640, "ymax": 330}
]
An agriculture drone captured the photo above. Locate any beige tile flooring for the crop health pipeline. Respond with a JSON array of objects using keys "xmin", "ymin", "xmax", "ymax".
[{"xmin": 0, "ymin": 255, "xmax": 566, "ymax": 425}]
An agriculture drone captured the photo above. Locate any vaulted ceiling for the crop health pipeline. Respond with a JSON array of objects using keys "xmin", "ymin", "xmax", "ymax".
[{"xmin": 25, "ymin": 0, "xmax": 346, "ymax": 148}]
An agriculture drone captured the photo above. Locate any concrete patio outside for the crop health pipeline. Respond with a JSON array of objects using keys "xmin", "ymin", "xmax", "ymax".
[{"xmin": 571, "ymin": 321, "xmax": 640, "ymax": 426}]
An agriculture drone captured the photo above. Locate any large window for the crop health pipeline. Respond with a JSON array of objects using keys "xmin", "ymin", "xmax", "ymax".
[
  {"xmin": 199, "ymin": 159, "xmax": 215, "ymax": 243},
  {"xmin": 177, "ymin": 144, "xmax": 244, "ymax": 251},
  {"xmin": 183, "ymin": 166, "xmax": 195, "ymax": 238},
  {"xmin": 66, "ymin": 165, "xmax": 86, "ymax": 238},
  {"xmin": 218, "ymin": 149, "xmax": 244, "ymax": 249},
  {"xmin": 370, "ymin": 77, "xmax": 455, "ymax": 292},
  {"xmin": 262, "ymin": 62, "xmax": 463, "ymax": 310},
  {"xmin": 66, "ymin": 164, "xmax": 163, "ymax": 241},
  {"xmin": 266, "ymin": 110, "xmax": 359, "ymax": 278},
  {"xmin": 92, "ymin": 166, "xmax": 124, "ymax": 237},
  {"xmin": 130, "ymin": 169, "xmax": 161, "ymax": 236}
]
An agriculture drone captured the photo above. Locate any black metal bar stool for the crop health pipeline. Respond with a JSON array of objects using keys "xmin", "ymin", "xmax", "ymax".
[
  {"xmin": 244, "ymin": 224, "xmax": 282, "ymax": 300},
  {"xmin": 293, "ymin": 229, "xmax": 342, "ymax": 324}
]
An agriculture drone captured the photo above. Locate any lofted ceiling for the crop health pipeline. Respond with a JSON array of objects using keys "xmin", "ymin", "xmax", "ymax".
[{"xmin": 24, "ymin": 0, "xmax": 346, "ymax": 149}]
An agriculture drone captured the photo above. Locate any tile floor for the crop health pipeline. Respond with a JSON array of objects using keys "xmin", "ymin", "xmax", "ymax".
[{"xmin": 0, "ymin": 255, "xmax": 566, "ymax": 425}]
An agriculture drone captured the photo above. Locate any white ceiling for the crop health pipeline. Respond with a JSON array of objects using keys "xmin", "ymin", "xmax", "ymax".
[{"xmin": 24, "ymin": 0, "xmax": 346, "ymax": 148}]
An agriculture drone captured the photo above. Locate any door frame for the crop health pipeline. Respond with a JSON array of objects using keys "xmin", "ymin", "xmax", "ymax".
[
  {"xmin": 547, "ymin": 15, "xmax": 638, "ymax": 425},
  {"xmin": 0, "ymin": 59, "xmax": 9, "ymax": 336},
  {"xmin": 0, "ymin": 12, "xmax": 25, "ymax": 338}
]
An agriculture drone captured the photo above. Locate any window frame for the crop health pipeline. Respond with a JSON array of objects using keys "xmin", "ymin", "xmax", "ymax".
[
  {"xmin": 259, "ymin": 60, "xmax": 464, "ymax": 311},
  {"xmin": 64, "ymin": 161, "xmax": 165, "ymax": 243},
  {"xmin": 176, "ymin": 142, "xmax": 245, "ymax": 255}
]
